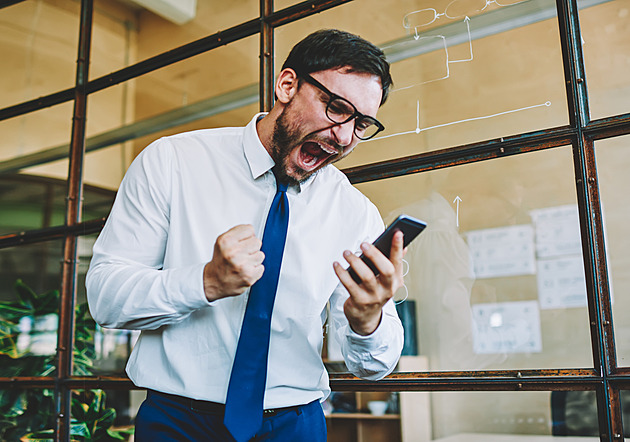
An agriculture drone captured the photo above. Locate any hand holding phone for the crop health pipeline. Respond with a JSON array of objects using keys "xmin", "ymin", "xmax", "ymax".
[{"xmin": 348, "ymin": 214, "xmax": 427, "ymax": 284}]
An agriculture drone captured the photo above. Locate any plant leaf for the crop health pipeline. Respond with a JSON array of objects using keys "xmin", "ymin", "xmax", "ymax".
[
  {"xmin": 70, "ymin": 421, "xmax": 91, "ymax": 437},
  {"xmin": 21, "ymin": 429, "xmax": 54, "ymax": 441},
  {"xmin": 14, "ymin": 280, "xmax": 36, "ymax": 306}
]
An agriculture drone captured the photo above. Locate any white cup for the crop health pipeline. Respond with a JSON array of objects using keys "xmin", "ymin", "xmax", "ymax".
[{"xmin": 367, "ymin": 400, "xmax": 388, "ymax": 416}]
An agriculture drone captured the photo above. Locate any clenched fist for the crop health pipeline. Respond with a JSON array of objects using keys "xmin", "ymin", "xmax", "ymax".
[{"xmin": 203, "ymin": 225, "xmax": 265, "ymax": 302}]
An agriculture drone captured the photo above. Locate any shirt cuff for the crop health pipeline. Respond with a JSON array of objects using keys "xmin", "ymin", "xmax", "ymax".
[
  {"xmin": 164, "ymin": 262, "xmax": 212, "ymax": 311},
  {"xmin": 345, "ymin": 317, "xmax": 389, "ymax": 351}
]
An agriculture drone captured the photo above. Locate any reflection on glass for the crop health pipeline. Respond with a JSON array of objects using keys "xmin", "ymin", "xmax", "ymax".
[
  {"xmin": 595, "ymin": 136, "xmax": 630, "ymax": 366},
  {"xmin": 355, "ymin": 147, "xmax": 592, "ymax": 371},
  {"xmin": 579, "ymin": 0, "xmax": 630, "ymax": 119}
]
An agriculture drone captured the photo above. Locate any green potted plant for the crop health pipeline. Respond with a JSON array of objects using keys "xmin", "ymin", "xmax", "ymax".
[{"xmin": 0, "ymin": 280, "xmax": 133, "ymax": 441}]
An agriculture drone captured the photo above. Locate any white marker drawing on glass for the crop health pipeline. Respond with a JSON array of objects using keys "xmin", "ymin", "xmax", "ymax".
[
  {"xmin": 365, "ymin": 101, "xmax": 552, "ymax": 143},
  {"xmin": 399, "ymin": 0, "xmax": 527, "ymax": 89}
]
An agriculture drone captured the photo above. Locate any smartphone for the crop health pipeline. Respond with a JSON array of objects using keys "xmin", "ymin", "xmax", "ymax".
[{"xmin": 348, "ymin": 214, "xmax": 427, "ymax": 284}]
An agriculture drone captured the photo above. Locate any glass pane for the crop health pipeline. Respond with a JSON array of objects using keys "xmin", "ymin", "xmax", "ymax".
[
  {"xmin": 274, "ymin": 0, "xmax": 303, "ymax": 9},
  {"xmin": 131, "ymin": 36, "xmax": 258, "ymax": 123},
  {"xmin": 355, "ymin": 147, "xmax": 592, "ymax": 370},
  {"xmin": 0, "ymin": 388, "xmax": 55, "ymax": 441},
  {"xmin": 275, "ymin": 0, "xmax": 568, "ymax": 168},
  {"xmin": 0, "ymin": 1, "xmax": 80, "ymax": 108},
  {"xmin": 595, "ymin": 135, "xmax": 630, "ymax": 366},
  {"xmin": 0, "ymin": 241, "xmax": 62, "ymax": 378},
  {"xmin": 579, "ymin": 0, "xmax": 630, "ymax": 119},
  {"xmin": 427, "ymin": 391, "xmax": 599, "ymax": 440},
  {"xmin": 71, "ymin": 390, "xmax": 136, "ymax": 440},
  {"xmin": 0, "ymin": 102, "xmax": 73, "ymax": 178},
  {"xmin": 94, "ymin": 0, "xmax": 258, "ymax": 77},
  {"xmin": 90, "ymin": 1, "xmax": 139, "ymax": 80},
  {"xmin": 0, "ymin": 174, "xmax": 115, "ymax": 235}
]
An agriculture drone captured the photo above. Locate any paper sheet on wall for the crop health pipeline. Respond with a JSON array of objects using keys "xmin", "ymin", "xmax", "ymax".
[
  {"xmin": 530, "ymin": 204, "xmax": 582, "ymax": 258},
  {"xmin": 530, "ymin": 205, "xmax": 591, "ymax": 309},
  {"xmin": 467, "ymin": 225, "xmax": 536, "ymax": 279},
  {"xmin": 537, "ymin": 255, "xmax": 587, "ymax": 309},
  {"xmin": 471, "ymin": 300, "xmax": 542, "ymax": 354}
]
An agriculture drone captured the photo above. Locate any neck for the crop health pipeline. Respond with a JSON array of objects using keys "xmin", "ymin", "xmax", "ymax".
[{"xmin": 255, "ymin": 108, "xmax": 280, "ymax": 157}]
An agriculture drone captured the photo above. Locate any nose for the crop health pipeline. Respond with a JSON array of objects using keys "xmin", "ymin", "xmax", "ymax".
[{"xmin": 331, "ymin": 119, "xmax": 355, "ymax": 147}]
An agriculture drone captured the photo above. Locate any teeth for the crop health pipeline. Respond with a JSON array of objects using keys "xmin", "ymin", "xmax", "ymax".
[
  {"xmin": 318, "ymin": 143, "xmax": 337, "ymax": 155},
  {"xmin": 303, "ymin": 156, "xmax": 317, "ymax": 166}
]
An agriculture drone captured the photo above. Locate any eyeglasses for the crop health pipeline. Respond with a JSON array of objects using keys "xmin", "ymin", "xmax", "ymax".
[{"xmin": 296, "ymin": 71, "xmax": 385, "ymax": 141}]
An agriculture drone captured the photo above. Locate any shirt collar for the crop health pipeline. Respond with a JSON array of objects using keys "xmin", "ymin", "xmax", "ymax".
[
  {"xmin": 243, "ymin": 113, "xmax": 320, "ymax": 193},
  {"xmin": 243, "ymin": 113, "xmax": 275, "ymax": 181}
]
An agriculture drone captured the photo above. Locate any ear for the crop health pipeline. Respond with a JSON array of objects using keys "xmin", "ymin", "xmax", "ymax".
[{"xmin": 275, "ymin": 68, "xmax": 299, "ymax": 104}]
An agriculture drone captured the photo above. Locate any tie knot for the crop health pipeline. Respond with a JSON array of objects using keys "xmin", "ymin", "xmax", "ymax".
[{"xmin": 272, "ymin": 169, "xmax": 289, "ymax": 193}]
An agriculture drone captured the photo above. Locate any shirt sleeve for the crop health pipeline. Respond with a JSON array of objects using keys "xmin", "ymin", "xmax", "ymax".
[
  {"xmin": 328, "ymin": 211, "xmax": 405, "ymax": 380},
  {"xmin": 85, "ymin": 139, "xmax": 210, "ymax": 330},
  {"xmin": 330, "ymin": 286, "xmax": 404, "ymax": 380}
]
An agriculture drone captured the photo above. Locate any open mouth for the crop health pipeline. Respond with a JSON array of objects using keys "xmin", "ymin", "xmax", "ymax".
[{"xmin": 298, "ymin": 141, "xmax": 339, "ymax": 172}]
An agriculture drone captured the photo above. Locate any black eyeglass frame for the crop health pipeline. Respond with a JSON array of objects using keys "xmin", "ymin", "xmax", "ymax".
[{"xmin": 294, "ymin": 69, "xmax": 385, "ymax": 141}]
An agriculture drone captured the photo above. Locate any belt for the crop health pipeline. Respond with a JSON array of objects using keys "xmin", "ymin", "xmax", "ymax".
[{"xmin": 149, "ymin": 390, "xmax": 304, "ymax": 417}]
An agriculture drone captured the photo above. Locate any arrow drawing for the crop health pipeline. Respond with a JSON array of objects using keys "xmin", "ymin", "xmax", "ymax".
[{"xmin": 453, "ymin": 195, "xmax": 462, "ymax": 227}]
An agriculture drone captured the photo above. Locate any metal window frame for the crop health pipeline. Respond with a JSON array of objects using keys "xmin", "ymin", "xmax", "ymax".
[{"xmin": 0, "ymin": 0, "xmax": 629, "ymax": 440}]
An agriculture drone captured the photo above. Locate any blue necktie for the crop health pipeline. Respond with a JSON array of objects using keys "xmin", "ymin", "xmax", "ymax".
[{"xmin": 223, "ymin": 172, "xmax": 290, "ymax": 442}]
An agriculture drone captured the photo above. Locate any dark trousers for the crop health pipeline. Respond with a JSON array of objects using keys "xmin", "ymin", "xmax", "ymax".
[{"xmin": 135, "ymin": 390, "xmax": 327, "ymax": 442}]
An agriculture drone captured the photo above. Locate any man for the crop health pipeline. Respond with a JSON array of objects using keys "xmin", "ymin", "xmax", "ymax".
[{"xmin": 86, "ymin": 29, "xmax": 404, "ymax": 441}]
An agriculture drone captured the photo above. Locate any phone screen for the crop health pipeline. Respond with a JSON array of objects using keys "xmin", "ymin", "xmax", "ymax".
[{"xmin": 348, "ymin": 214, "xmax": 427, "ymax": 284}]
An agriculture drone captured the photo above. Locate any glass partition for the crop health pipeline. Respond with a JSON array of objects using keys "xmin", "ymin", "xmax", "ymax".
[
  {"xmin": 3, "ymin": 0, "xmax": 630, "ymax": 439},
  {"xmin": 595, "ymin": 135, "xmax": 630, "ymax": 366},
  {"xmin": 354, "ymin": 146, "xmax": 593, "ymax": 370}
]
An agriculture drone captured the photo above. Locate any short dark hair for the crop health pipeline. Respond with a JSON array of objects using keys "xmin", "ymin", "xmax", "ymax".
[{"xmin": 281, "ymin": 29, "xmax": 392, "ymax": 106}]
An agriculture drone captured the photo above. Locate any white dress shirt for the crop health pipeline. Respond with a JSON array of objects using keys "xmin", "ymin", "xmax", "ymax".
[{"xmin": 86, "ymin": 113, "xmax": 404, "ymax": 408}]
